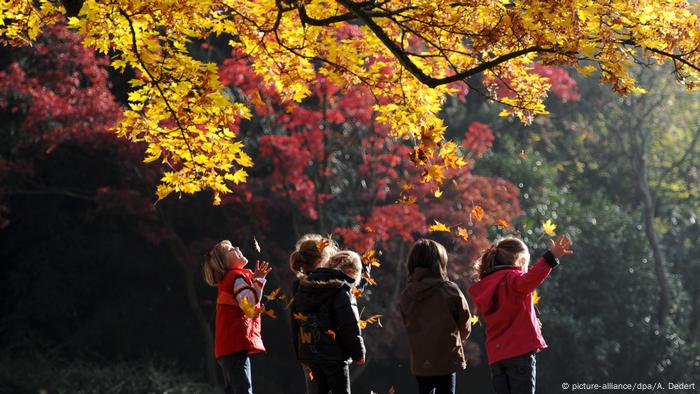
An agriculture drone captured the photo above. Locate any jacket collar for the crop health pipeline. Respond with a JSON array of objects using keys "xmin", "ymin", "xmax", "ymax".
[{"xmin": 480, "ymin": 264, "xmax": 521, "ymax": 279}]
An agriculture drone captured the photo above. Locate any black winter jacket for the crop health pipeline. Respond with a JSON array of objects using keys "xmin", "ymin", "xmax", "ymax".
[{"xmin": 291, "ymin": 268, "xmax": 366, "ymax": 364}]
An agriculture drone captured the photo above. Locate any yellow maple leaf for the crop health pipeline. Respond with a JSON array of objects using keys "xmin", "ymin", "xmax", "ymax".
[
  {"xmin": 496, "ymin": 219, "xmax": 510, "ymax": 229},
  {"xmin": 470, "ymin": 315, "xmax": 480, "ymax": 326},
  {"xmin": 433, "ymin": 188, "xmax": 443, "ymax": 198},
  {"xmin": 542, "ymin": 219, "xmax": 557, "ymax": 236},
  {"xmin": 399, "ymin": 195, "xmax": 417, "ymax": 204},
  {"xmin": 361, "ymin": 250, "xmax": 381, "ymax": 267},
  {"xmin": 264, "ymin": 287, "xmax": 286, "ymax": 301},
  {"xmin": 455, "ymin": 226, "xmax": 469, "ymax": 241},
  {"xmin": 358, "ymin": 314, "xmax": 383, "ymax": 330},
  {"xmin": 471, "ymin": 206, "xmax": 485, "ymax": 221},
  {"xmin": 428, "ymin": 220, "xmax": 451, "ymax": 232},
  {"xmin": 351, "ymin": 287, "xmax": 364, "ymax": 298},
  {"xmin": 532, "ymin": 290, "xmax": 541, "ymax": 305}
]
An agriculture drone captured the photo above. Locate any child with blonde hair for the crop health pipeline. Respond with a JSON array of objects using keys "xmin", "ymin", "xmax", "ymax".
[
  {"xmin": 292, "ymin": 250, "xmax": 366, "ymax": 394},
  {"xmin": 399, "ymin": 238, "xmax": 472, "ymax": 394},
  {"xmin": 204, "ymin": 240, "xmax": 272, "ymax": 394},
  {"xmin": 288, "ymin": 233, "xmax": 339, "ymax": 393},
  {"xmin": 468, "ymin": 235, "xmax": 572, "ymax": 394}
]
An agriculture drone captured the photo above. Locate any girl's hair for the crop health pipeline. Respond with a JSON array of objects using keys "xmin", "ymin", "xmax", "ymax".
[
  {"xmin": 325, "ymin": 251, "xmax": 362, "ymax": 286},
  {"xmin": 203, "ymin": 240, "xmax": 231, "ymax": 287},
  {"xmin": 289, "ymin": 233, "xmax": 338, "ymax": 275},
  {"xmin": 474, "ymin": 237, "xmax": 530, "ymax": 279},
  {"xmin": 406, "ymin": 239, "xmax": 448, "ymax": 277}
]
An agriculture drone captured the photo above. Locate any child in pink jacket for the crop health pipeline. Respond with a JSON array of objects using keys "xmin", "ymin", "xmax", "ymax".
[{"xmin": 468, "ymin": 235, "xmax": 572, "ymax": 394}]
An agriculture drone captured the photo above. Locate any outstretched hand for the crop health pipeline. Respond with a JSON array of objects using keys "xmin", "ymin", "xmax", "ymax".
[
  {"xmin": 549, "ymin": 235, "xmax": 573, "ymax": 259},
  {"xmin": 253, "ymin": 260, "xmax": 272, "ymax": 279}
]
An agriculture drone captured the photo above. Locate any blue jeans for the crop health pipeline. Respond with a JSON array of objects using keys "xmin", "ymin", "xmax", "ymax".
[
  {"xmin": 415, "ymin": 373, "xmax": 456, "ymax": 394},
  {"xmin": 217, "ymin": 351, "xmax": 253, "ymax": 394},
  {"xmin": 490, "ymin": 352, "xmax": 536, "ymax": 394}
]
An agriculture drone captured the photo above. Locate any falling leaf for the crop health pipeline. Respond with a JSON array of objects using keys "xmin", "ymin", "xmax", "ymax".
[
  {"xmin": 428, "ymin": 220, "xmax": 450, "ymax": 232},
  {"xmin": 399, "ymin": 195, "xmax": 417, "ymax": 204},
  {"xmin": 361, "ymin": 250, "xmax": 381, "ymax": 268},
  {"xmin": 252, "ymin": 236, "xmax": 261, "ymax": 253},
  {"xmin": 471, "ymin": 206, "xmax": 485, "ymax": 221},
  {"xmin": 265, "ymin": 288, "xmax": 286, "ymax": 301},
  {"xmin": 293, "ymin": 312, "xmax": 308, "ymax": 321},
  {"xmin": 542, "ymin": 219, "xmax": 557, "ymax": 236},
  {"xmin": 352, "ymin": 287, "xmax": 364, "ymax": 298},
  {"xmin": 470, "ymin": 315, "xmax": 480, "ymax": 326},
  {"xmin": 363, "ymin": 272, "xmax": 377, "ymax": 286},
  {"xmin": 519, "ymin": 150, "xmax": 528, "ymax": 160},
  {"xmin": 364, "ymin": 225, "xmax": 375, "ymax": 233},
  {"xmin": 455, "ymin": 226, "xmax": 469, "ymax": 241},
  {"xmin": 358, "ymin": 314, "xmax": 383, "ymax": 330},
  {"xmin": 325, "ymin": 329, "xmax": 337, "ymax": 341},
  {"xmin": 401, "ymin": 183, "xmax": 412, "ymax": 191},
  {"xmin": 496, "ymin": 219, "xmax": 510, "ymax": 229},
  {"xmin": 259, "ymin": 305, "xmax": 277, "ymax": 319},
  {"xmin": 532, "ymin": 290, "xmax": 541, "ymax": 305},
  {"xmin": 433, "ymin": 188, "xmax": 443, "ymax": 198},
  {"xmin": 316, "ymin": 238, "xmax": 330, "ymax": 251}
]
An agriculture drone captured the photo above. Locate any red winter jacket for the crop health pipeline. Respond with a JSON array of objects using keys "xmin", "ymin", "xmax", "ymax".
[
  {"xmin": 467, "ymin": 251, "xmax": 558, "ymax": 365},
  {"xmin": 214, "ymin": 268, "xmax": 266, "ymax": 358}
]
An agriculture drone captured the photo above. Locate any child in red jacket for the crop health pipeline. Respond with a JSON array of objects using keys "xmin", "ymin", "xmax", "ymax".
[
  {"xmin": 204, "ymin": 240, "xmax": 272, "ymax": 394},
  {"xmin": 468, "ymin": 235, "xmax": 572, "ymax": 394}
]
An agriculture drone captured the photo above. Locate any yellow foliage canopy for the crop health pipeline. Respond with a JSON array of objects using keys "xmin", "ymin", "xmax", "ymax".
[{"xmin": 2, "ymin": 0, "xmax": 699, "ymax": 202}]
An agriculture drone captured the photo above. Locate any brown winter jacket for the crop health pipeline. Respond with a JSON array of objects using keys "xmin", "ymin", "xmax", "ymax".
[{"xmin": 399, "ymin": 265, "xmax": 471, "ymax": 376}]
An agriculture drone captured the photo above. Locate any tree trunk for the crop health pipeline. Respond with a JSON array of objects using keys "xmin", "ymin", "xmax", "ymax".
[{"xmin": 633, "ymin": 130, "xmax": 672, "ymax": 327}]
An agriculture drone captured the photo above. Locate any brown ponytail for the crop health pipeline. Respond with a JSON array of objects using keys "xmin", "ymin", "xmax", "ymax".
[
  {"xmin": 289, "ymin": 234, "xmax": 338, "ymax": 275},
  {"xmin": 203, "ymin": 240, "xmax": 231, "ymax": 286},
  {"xmin": 474, "ymin": 237, "xmax": 529, "ymax": 279}
]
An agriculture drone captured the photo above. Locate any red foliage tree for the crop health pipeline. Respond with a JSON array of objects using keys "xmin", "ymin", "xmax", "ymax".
[{"xmin": 217, "ymin": 51, "xmax": 525, "ymax": 362}]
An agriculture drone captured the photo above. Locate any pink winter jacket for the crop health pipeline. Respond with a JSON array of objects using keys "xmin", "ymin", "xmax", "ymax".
[{"xmin": 467, "ymin": 251, "xmax": 559, "ymax": 365}]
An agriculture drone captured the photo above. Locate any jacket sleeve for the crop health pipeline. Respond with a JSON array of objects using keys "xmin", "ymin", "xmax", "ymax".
[
  {"xmin": 333, "ymin": 289, "xmax": 366, "ymax": 361},
  {"xmin": 452, "ymin": 288, "xmax": 472, "ymax": 341},
  {"xmin": 508, "ymin": 250, "xmax": 559, "ymax": 295}
]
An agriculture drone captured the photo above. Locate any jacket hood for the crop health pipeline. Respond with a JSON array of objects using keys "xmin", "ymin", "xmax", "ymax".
[
  {"xmin": 468, "ymin": 265, "xmax": 521, "ymax": 314},
  {"xmin": 401, "ymin": 265, "xmax": 448, "ymax": 302},
  {"xmin": 296, "ymin": 268, "xmax": 354, "ymax": 310}
]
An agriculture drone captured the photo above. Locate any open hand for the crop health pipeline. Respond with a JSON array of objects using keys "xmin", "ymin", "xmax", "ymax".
[
  {"xmin": 253, "ymin": 260, "xmax": 272, "ymax": 279},
  {"xmin": 549, "ymin": 235, "xmax": 573, "ymax": 259}
]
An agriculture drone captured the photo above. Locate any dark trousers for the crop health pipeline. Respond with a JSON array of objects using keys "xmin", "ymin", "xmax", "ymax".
[
  {"xmin": 307, "ymin": 363, "xmax": 351, "ymax": 394},
  {"xmin": 490, "ymin": 352, "xmax": 536, "ymax": 394},
  {"xmin": 217, "ymin": 351, "xmax": 253, "ymax": 394},
  {"xmin": 415, "ymin": 373, "xmax": 456, "ymax": 394}
]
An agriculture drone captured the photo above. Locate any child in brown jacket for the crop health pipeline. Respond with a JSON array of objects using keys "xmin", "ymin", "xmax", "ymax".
[{"xmin": 399, "ymin": 239, "xmax": 472, "ymax": 394}]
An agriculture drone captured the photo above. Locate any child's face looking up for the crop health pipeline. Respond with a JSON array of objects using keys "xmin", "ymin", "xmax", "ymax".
[{"xmin": 223, "ymin": 242, "xmax": 248, "ymax": 269}]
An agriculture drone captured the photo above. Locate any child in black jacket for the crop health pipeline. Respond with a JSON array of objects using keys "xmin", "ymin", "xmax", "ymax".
[{"xmin": 292, "ymin": 251, "xmax": 366, "ymax": 394}]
